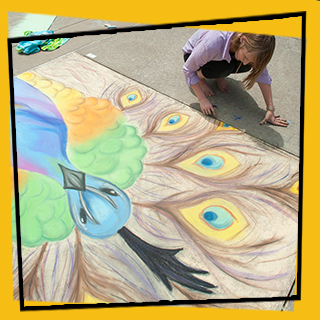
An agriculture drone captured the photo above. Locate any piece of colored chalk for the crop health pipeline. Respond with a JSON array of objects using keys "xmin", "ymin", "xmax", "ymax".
[
  {"xmin": 86, "ymin": 53, "xmax": 96, "ymax": 59},
  {"xmin": 105, "ymin": 23, "xmax": 117, "ymax": 28}
]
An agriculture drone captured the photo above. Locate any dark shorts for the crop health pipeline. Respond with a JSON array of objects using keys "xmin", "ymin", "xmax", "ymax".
[{"xmin": 183, "ymin": 53, "xmax": 251, "ymax": 79}]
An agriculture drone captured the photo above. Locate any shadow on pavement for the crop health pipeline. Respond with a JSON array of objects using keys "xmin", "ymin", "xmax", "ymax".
[{"xmin": 188, "ymin": 78, "xmax": 285, "ymax": 148}]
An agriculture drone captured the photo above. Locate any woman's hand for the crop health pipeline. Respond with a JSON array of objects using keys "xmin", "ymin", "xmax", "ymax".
[
  {"xmin": 257, "ymin": 83, "xmax": 288, "ymax": 127},
  {"xmin": 260, "ymin": 110, "xmax": 289, "ymax": 127},
  {"xmin": 191, "ymin": 80, "xmax": 216, "ymax": 117},
  {"xmin": 199, "ymin": 97, "xmax": 216, "ymax": 117}
]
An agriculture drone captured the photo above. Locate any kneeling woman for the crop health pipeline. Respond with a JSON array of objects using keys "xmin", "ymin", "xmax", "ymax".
[{"xmin": 182, "ymin": 30, "xmax": 288, "ymax": 127}]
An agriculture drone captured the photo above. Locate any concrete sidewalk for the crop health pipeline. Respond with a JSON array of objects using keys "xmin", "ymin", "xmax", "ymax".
[{"xmin": 8, "ymin": 12, "xmax": 301, "ymax": 157}]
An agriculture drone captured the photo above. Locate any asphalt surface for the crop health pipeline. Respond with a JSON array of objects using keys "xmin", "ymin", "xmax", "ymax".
[{"xmin": 8, "ymin": 12, "xmax": 302, "ymax": 158}]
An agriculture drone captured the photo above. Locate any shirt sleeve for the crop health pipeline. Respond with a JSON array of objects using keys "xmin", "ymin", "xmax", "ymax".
[
  {"xmin": 183, "ymin": 35, "xmax": 224, "ymax": 86},
  {"xmin": 256, "ymin": 67, "xmax": 272, "ymax": 85}
]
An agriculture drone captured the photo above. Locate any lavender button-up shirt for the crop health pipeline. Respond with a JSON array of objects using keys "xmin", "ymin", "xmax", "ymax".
[{"xmin": 182, "ymin": 30, "xmax": 272, "ymax": 86}]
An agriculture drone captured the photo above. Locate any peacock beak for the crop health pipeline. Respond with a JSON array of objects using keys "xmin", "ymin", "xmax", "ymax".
[{"xmin": 59, "ymin": 164, "xmax": 86, "ymax": 191}]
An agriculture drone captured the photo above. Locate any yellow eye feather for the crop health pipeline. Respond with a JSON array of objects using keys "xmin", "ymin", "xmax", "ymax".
[
  {"xmin": 176, "ymin": 150, "xmax": 239, "ymax": 177},
  {"xmin": 158, "ymin": 113, "xmax": 189, "ymax": 132},
  {"xmin": 120, "ymin": 90, "xmax": 142, "ymax": 107},
  {"xmin": 180, "ymin": 198, "xmax": 248, "ymax": 242}
]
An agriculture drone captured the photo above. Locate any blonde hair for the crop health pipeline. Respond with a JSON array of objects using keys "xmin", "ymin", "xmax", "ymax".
[{"xmin": 232, "ymin": 32, "xmax": 276, "ymax": 90}]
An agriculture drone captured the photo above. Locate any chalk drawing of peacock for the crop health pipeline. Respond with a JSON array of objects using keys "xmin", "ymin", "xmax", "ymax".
[{"xmin": 11, "ymin": 57, "xmax": 299, "ymax": 306}]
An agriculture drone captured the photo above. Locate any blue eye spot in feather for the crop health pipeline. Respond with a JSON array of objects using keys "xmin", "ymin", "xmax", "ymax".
[
  {"xmin": 201, "ymin": 158, "xmax": 213, "ymax": 166},
  {"xmin": 196, "ymin": 155, "xmax": 224, "ymax": 170},
  {"xmin": 202, "ymin": 207, "xmax": 234, "ymax": 229},
  {"xmin": 168, "ymin": 115, "xmax": 181, "ymax": 125},
  {"xmin": 203, "ymin": 211, "xmax": 218, "ymax": 221},
  {"xmin": 128, "ymin": 94, "xmax": 137, "ymax": 102}
]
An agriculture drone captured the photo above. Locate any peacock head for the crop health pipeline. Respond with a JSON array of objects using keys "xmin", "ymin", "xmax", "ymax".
[{"xmin": 59, "ymin": 164, "xmax": 131, "ymax": 239}]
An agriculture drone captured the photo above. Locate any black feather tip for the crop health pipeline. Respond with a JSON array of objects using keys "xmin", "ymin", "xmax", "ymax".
[{"xmin": 118, "ymin": 227, "xmax": 217, "ymax": 294}]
